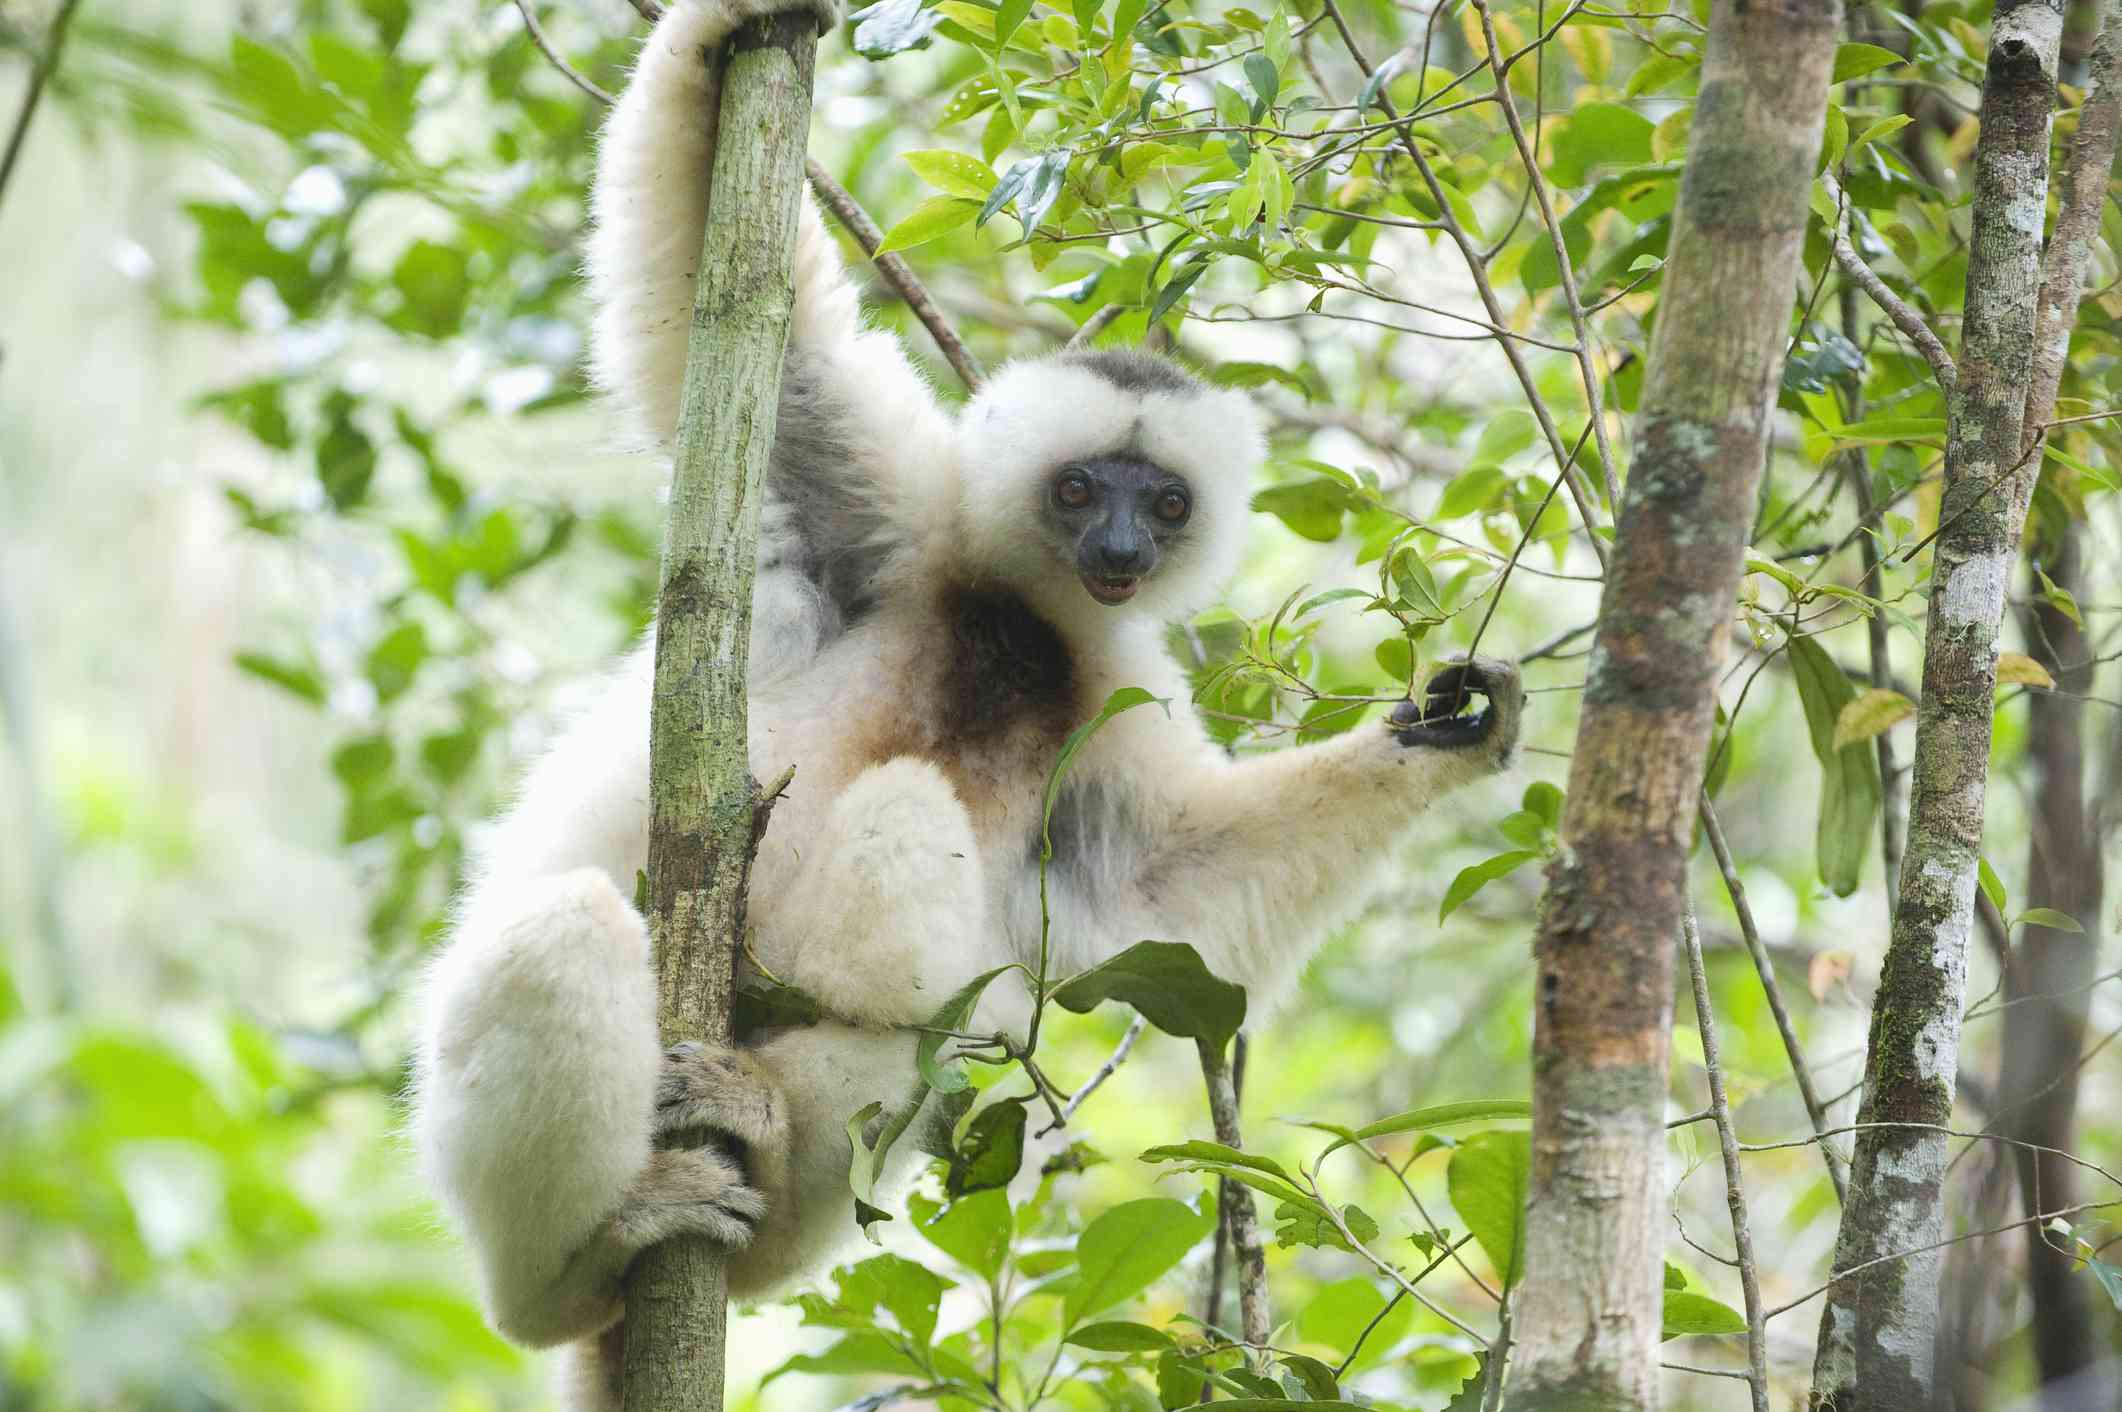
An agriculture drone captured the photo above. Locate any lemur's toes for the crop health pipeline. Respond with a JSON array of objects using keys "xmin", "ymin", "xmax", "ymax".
[
  {"xmin": 654, "ymin": 1041, "xmax": 787, "ymax": 1157},
  {"xmin": 617, "ymin": 1149, "xmax": 766, "ymax": 1253}
]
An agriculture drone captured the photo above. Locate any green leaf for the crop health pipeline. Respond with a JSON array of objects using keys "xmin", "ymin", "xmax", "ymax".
[
  {"xmin": 839, "ymin": 1253, "xmax": 955, "ymax": 1347},
  {"xmin": 1523, "ymin": 780, "xmax": 1563, "ymax": 828},
  {"xmin": 1447, "ymin": 1130, "xmax": 1530, "ymax": 1291},
  {"xmin": 1148, "ymin": 259, "xmax": 1208, "ymax": 326},
  {"xmin": 364, "ymin": 621, "xmax": 429, "ymax": 703},
  {"xmin": 904, "ymin": 148, "xmax": 998, "ymax": 198},
  {"xmin": 1832, "ymin": 41, "xmax": 1903, "ymax": 82},
  {"xmin": 915, "ymin": 965, "xmax": 1016, "ymax": 1093},
  {"xmin": 1548, "ymin": 102, "xmax": 1654, "ymax": 185},
  {"xmin": 390, "ymin": 240, "xmax": 471, "ymax": 339},
  {"xmin": 1831, "ymin": 687, "xmax": 1914, "ymax": 751},
  {"xmin": 2018, "ymin": 907, "xmax": 2085, "ymax": 934},
  {"xmin": 1296, "ymin": 1277, "xmax": 1412, "ymax": 1371},
  {"xmin": 1243, "ymin": 54, "xmax": 1279, "ymax": 108},
  {"xmin": 1661, "ymin": 1288, "xmax": 1746, "ymax": 1340},
  {"xmin": 994, "ymin": 0, "xmax": 1035, "ymax": 46},
  {"xmin": 1979, "ymin": 857, "xmax": 2008, "ymax": 918},
  {"xmin": 234, "ymin": 650, "xmax": 326, "ymax": 706},
  {"xmin": 907, "ymin": 1189, "xmax": 1012, "ymax": 1278},
  {"xmin": 1051, "ymin": 941, "xmax": 1247, "ymax": 1049},
  {"xmin": 1274, "ymin": 1198, "xmax": 1377, "ymax": 1252},
  {"xmin": 947, "ymin": 1097, "xmax": 1028, "ymax": 1197},
  {"xmin": 1439, "ymin": 851, "xmax": 1540, "ymax": 923},
  {"xmin": 1307, "ymin": 1098, "xmax": 1533, "ymax": 1161},
  {"xmin": 1064, "ymin": 1198, "xmax": 1215, "ymax": 1324},
  {"xmin": 1251, "ymin": 477, "xmax": 1358, "ymax": 541},
  {"xmin": 1065, "ymin": 1320, "xmax": 1175, "ymax": 1352},
  {"xmin": 1786, "ymin": 634, "xmax": 1882, "ymax": 897},
  {"xmin": 876, "ymin": 196, "xmax": 982, "ymax": 253}
]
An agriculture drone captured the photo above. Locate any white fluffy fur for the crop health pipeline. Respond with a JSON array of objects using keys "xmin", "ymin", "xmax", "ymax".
[{"xmin": 411, "ymin": 3, "xmax": 1524, "ymax": 1407}]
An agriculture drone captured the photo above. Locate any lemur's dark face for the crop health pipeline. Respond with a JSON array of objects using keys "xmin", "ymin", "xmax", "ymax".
[{"xmin": 1045, "ymin": 453, "xmax": 1195, "ymax": 606}]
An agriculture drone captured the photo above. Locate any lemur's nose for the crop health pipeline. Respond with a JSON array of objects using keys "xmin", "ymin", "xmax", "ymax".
[{"xmin": 1093, "ymin": 523, "xmax": 1151, "ymax": 576}]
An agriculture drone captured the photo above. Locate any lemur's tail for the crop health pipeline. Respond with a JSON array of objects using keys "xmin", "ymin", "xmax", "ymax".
[{"xmin": 585, "ymin": 1, "xmax": 858, "ymax": 450}]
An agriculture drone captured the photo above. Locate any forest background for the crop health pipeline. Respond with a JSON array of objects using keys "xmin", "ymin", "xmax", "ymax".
[{"xmin": 0, "ymin": 0, "xmax": 2118, "ymax": 1406}]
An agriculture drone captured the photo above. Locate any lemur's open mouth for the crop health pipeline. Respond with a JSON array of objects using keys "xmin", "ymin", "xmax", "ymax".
[{"xmin": 1084, "ymin": 574, "xmax": 1141, "ymax": 605}]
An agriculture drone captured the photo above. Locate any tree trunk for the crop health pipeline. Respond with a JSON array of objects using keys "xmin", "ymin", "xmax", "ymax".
[
  {"xmin": 1808, "ymin": 3, "xmax": 2063, "ymax": 1406},
  {"xmin": 1505, "ymin": 2, "xmax": 1839, "ymax": 1405},
  {"xmin": 620, "ymin": 15, "xmax": 817, "ymax": 1411},
  {"xmin": 2000, "ymin": 3, "xmax": 2121, "ymax": 1394}
]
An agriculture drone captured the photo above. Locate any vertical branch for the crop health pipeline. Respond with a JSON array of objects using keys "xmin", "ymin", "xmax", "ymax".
[
  {"xmin": 1997, "ymin": 7, "xmax": 2122, "ymax": 1387},
  {"xmin": 621, "ymin": 15, "xmax": 818, "ymax": 1412},
  {"xmin": 1681, "ymin": 907, "xmax": 1769, "ymax": 1412},
  {"xmin": 1809, "ymin": 3, "xmax": 2065, "ymax": 1406},
  {"xmin": 1197, "ymin": 1034, "xmax": 1270, "ymax": 1355},
  {"xmin": 1508, "ymin": 2, "xmax": 1840, "ymax": 1406}
]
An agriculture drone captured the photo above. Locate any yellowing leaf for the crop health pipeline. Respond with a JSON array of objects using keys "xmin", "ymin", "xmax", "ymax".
[
  {"xmin": 1997, "ymin": 652, "xmax": 2055, "ymax": 689},
  {"xmin": 1831, "ymin": 688, "xmax": 1915, "ymax": 751}
]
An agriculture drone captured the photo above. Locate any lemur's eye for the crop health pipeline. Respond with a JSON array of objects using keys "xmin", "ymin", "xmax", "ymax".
[
  {"xmin": 1153, "ymin": 487, "xmax": 1192, "ymax": 524},
  {"xmin": 1055, "ymin": 471, "xmax": 1093, "ymax": 510}
]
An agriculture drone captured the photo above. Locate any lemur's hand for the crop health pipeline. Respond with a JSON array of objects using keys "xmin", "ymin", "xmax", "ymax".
[
  {"xmin": 610, "ymin": 1148, "xmax": 766, "ymax": 1256},
  {"xmin": 654, "ymin": 1040, "xmax": 788, "ymax": 1161},
  {"xmin": 603, "ymin": 1042, "xmax": 788, "ymax": 1262},
  {"xmin": 1388, "ymin": 657, "xmax": 1522, "ymax": 759}
]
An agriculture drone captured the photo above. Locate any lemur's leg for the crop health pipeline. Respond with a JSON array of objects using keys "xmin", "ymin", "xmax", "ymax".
[
  {"xmin": 1142, "ymin": 658, "xmax": 1524, "ymax": 998},
  {"xmin": 763, "ymin": 757, "xmax": 1009, "ymax": 1031},
  {"xmin": 414, "ymin": 871, "xmax": 784, "ymax": 1347}
]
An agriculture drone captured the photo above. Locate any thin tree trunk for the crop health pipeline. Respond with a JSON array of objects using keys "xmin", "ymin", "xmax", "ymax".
[
  {"xmin": 1999, "ymin": 4, "xmax": 2121, "ymax": 1392},
  {"xmin": 620, "ymin": 15, "xmax": 817, "ymax": 1411},
  {"xmin": 1506, "ymin": 2, "xmax": 1839, "ymax": 1405},
  {"xmin": 1808, "ymin": 4, "xmax": 2064, "ymax": 1406}
]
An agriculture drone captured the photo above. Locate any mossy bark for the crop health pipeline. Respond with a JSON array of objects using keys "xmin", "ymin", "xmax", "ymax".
[
  {"xmin": 1506, "ymin": 2, "xmax": 1839, "ymax": 1406},
  {"xmin": 620, "ymin": 15, "xmax": 817, "ymax": 1412},
  {"xmin": 1807, "ymin": 3, "xmax": 2063, "ymax": 1407}
]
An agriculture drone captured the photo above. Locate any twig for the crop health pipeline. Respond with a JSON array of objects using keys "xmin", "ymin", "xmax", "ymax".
[
  {"xmin": 1471, "ymin": 0, "xmax": 1619, "ymax": 512},
  {"xmin": 1821, "ymin": 175, "xmax": 1956, "ymax": 392},
  {"xmin": 629, "ymin": 0, "xmax": 667, "ymax": 18},
  {"xmin": 1066, "ymin": 304, "xmax": 1127, "ymax": 348},
  {"xmin": 1681, "ymin": 907, "xmax": 1768, "ymax": 1412},
  {"xmin": 805, "ymin": 159, "xmax": 986, "ymax": 390},
  {"xmin": 1332, "ymin": 1234, "xmax": 1474, "ymax": 1377},
  {"xmin": 1197, "ymin": 1034, "xmax": 1270, "ymax": 1357},
  {"xmin": 1318, "ymin": 0, "xmax": 1609, "ymax": 574},
  {"xmin": 0, "ymin": 0, "xmax": 87, "ymax": 221},
  {"xmin": 511, "ymin": 0, "xmax": 617, "ymax": 105},
  {"xmin": 1041, "ymin": 1015, "xmax": 1145, "ymax": 1134},
  {"xmin": 1699, "ymin": 794, "xmax": 1848, "ymax": 1203}
]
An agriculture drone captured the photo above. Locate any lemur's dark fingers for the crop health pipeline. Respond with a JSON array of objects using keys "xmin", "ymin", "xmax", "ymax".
[{"xmin": 1388, "ymin": 659, "xmax": 1512, "ymax": 749}]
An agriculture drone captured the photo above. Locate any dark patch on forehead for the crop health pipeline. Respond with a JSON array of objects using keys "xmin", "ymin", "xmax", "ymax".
[
  {"xmin": 936, "ymin": 585, "xmax": 1077, "ymax": 745},
  {"xmin": 1066, "ymin": 348, "xmax": 1202, "ymax": 397}
]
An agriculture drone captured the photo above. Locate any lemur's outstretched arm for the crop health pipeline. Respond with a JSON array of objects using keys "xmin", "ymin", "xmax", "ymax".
[{"xmin": 1141, "ymin": 659, "xmax": 1524, "ymax": 1001}]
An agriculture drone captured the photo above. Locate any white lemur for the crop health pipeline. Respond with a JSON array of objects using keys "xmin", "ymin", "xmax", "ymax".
[{"xmin": 410, "ymin": 0, "xmax": 1523, "ymax": 1405}]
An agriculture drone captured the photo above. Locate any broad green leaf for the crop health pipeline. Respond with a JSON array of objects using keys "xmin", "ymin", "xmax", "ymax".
[
  {"xmin": 1979, "ymin": 857, "xmax": 2008, "ymax": 918},
  {"xmin": 1139, "ymin": 1139, "xmax": 1293, "ymax": 1184},
  {"xmin": 1064, "ymin": 1198, "xmax": 1214, "ymax": 1324},
  {"xmin": 994, "ymin": 0, "xmax": 1035, "ymax": 46},
  {"xmin": 1316, "ymin": 1099, "xmax": 1534, "ymax": 1161},
  {"xmin": 1832, "ymin": 41, "xmax": 1903, "ymax": 82},
  {"xmin": 2018, "ymin": 907, "xmax": 2085, "ymax": 934},
  {"xmin": 1831, "ymin": 688, "xmax": 1914, "ymax": 751},
  {"xmin": 1296, "ymin": 1277, "xmax": 1413, "ymax": 1370},
  {"xmin": 1787, "ymin": 634, "xmax": 1882, "ymax": 897},
  {"xmin": 947, "ymin": 1097, "xmax": 1028, "ymax": 1197},
  {"xmin": 1548, "ymin": 102, "xmax": 1654, "ymax": 185},
  {"xmin": 1661, "ymin": 1288, "xmax": 1746, "ymax": 1339},
  {"xmin": 837, "ymin": 1253, "xmax": 954, "ymax": 1347},
  {"xmin": 1523, "ymin": 780, "xmax": 1563, "ymax": 828},
  {"xmin": 1051, "ymin": 941, "xmax": 1247, "ymax": 1048},
  {"xmin": 1252, "ymin": 477, "xmax": 1358, "ymax": 541},
  {"xmin": 904, "ymin": 148, "xmax": 998, "ymax": 198},
  {"xmin": 876, "ymin": 196, "xmax": 981, "ymax": 253},
  {"xmin": 1440, "ymin": 850, "xmax": 1541, "ymax": 923},
  {"xmin": 907, "ymin": 1188, "xmax": 1012, "ymax": 1279},
  {"xmin": 1066, "ymin": 1320, "xmax": 1175, "ymax": 1351},
  {"xmin": 1447, "ymin": 1130, "xmax": 1529, "ymax": 1291}
]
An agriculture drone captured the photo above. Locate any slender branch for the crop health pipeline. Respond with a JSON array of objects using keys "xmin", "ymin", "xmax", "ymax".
[
  {"xmin": 1700, "ymin": 793, "xmax": 1849, "ymax": 1203},
  {"xmin": 1317, "ymin": 0, "xmax": 1609, "ymax": 573},
  {"xmin": 1681, "ymin": 907, "xmax": 1769, "ymax": 1412},
  {"xmin": 1197, "ymin": 1034, "xmax": 1270, "ymax": 1356},
  {"xmin": 804, "ymin": 159, "xmax": 987, "ymax": 390},
  {"xmin": 1043, "ymin": 1015, "xmax": 1145, "ymax": 1134},
  {"xmin": 1472, "ymin": 0, "xmax": 1620, "ymax": 512},
  {"xmin": 1821, "ymin": 175, "xmax": 1956, "ymax": 392},
  {"xmin": 0, "ymin": 0, "xmax": 87, "ymax": 222},
  {"xmin": 511, "ymin": 0, "xmax": 617, "ymax": 105},
  {"xmin": 1066, "ymin": 303, "xmax": 1127, "ymax": 348}
]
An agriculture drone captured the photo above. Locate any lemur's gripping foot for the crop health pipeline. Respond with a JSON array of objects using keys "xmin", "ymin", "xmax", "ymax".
[
  {"xmin": 610, "ymin": 1149, "xmax": 766, "ymax": 1253},
  {"xmin": 653, "ymin": 1040, "xmax": 788, "ymax": 1165},
  {"xmin": 602, "ymin": 1042, "xmax": 788, "ymax": 1258},
  {"xmin": 1390, "ymin": 656, "xmax": 1523, "ymax": 753}
]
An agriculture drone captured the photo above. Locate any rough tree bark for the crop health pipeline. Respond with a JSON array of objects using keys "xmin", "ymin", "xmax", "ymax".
[
  {"xmin": 1505, "ymin": 1, "xmax": 1839, "ymax": 1406},
  {"xmin": 620, "ymin": 15, "xmax": 817, "ymax": 1411},
  {"xmin": 1197, "ymin": 1035, "xmax": 1270, "ymax": 1355},
  {"xmin": 1808, "ymin": 3, "xmax": 2064, "ymax": 1406},
  {"xmin": 2000, "ymin": 2, "xmax": 2121, "ymax": 1395}
]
